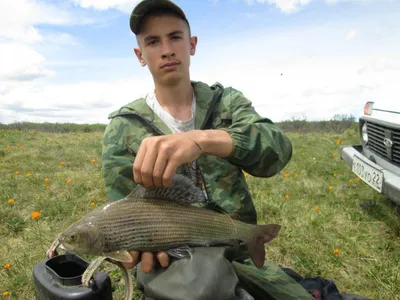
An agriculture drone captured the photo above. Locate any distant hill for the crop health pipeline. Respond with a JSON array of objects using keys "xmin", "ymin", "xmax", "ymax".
[
  {"xmin": 0, "ymin": 122, "xmax": 107, "ymax": 133},
  {"xmin": 0, "ymin": 114, "xmax": 357, "ymax": 134}
]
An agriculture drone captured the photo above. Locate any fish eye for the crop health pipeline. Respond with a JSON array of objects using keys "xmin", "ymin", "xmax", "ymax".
[{"xmin": 70, "ymin": 234, "xmax": 75, "ymax": 240}]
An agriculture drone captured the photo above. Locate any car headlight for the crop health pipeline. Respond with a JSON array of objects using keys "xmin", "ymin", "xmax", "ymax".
[
  {"xmin": 362, "ymin": 123, "xmax": 368, "ymax": 143},
  {"xmin": 364, "ymin": 102, "xmax": 374, "ymax": 115}
]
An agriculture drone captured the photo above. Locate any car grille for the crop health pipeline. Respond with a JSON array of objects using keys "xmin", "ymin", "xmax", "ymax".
[{"xmin": 366, "ymin": 122, "xmax": 400, "ymax": 167}]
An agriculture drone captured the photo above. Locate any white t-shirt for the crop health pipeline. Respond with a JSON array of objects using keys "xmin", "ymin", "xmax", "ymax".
[{"xmin": 145, "ymin": 91, "xmax": 208, "ymax": 199}]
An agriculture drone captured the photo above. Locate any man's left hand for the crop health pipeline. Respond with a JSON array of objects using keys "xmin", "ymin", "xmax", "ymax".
[{"xmin": 133, "ymin": 131, "xmax": 203, "ymax": 189}]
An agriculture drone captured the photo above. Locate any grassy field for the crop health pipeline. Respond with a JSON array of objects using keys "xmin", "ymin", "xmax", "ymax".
[{"xmin": 0, "ymin": 126, "xmax": 399, "ymax": 299}]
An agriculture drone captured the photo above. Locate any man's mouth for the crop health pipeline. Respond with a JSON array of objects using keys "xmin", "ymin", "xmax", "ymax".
[{"xmin": 161, "ymin": 62, "xmax": 179, "ymax": 69}]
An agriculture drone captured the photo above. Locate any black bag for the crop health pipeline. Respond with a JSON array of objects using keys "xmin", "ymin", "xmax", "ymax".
[{"xmin": 281, "ymin": 268, "xmax": 372, "ymax": 300}]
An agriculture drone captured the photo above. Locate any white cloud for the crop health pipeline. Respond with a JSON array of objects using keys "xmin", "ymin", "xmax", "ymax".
[
  {"xmin": 0, "ymin": 43, "xmax": 54, "ymax": 82},
  {"xmin": 0, "ymin": 76, "xmax": 154, "ymax": 124},
  {"xmin": 191, "ymin": 55, "xmax": 399, "ymax": 122},
  {"xmin": 70, "ymin": 0, "xmax": 140, "ymax": 14},
  {"xmin": 0, "ymin": 0, "xmax": 88, "ymax": 98},
  {"xmin": 243, "ymin": 0, "xmax": 396, "ymax": 13},
  {"xmin": 2, "ymin": 42, "xmax": 399, "ymax": 125},
  {"xmin": 0, "ymin": 0, "xmax": 84, "ymax": 43},
  {"xmin": 189, "ymin": 18, "xmax": 400, "ymax": 122},
  {"xmin": 325, "ymin": 0, "xmax": 397, "ymax": 4},
  {"xmin": 345, "ymin": 29, "xmax": 357, "ymax": 40},
  {"xmin": 1, "ymin": 0, "xmax": 399, "ymax": 125},
  {"xmin": 244, "ymin": 0, "xmax": 311, "ymax": 13}
]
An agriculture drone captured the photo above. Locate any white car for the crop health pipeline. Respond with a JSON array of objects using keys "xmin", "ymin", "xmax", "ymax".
[{"xmin": 340, "ymin": 100, "xmax": 400, "ymax": 207}]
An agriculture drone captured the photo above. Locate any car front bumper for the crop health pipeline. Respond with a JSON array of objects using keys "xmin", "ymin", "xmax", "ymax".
[{"xmin": 340, "ymin": 145, "xmax": 400, "ymax": 205}]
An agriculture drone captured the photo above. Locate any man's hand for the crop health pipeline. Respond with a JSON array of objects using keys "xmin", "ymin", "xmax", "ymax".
[
  {"xmin": 133, "ymin": 130, "xmax": 233, "ymax": 189},
  {"xmin": 133, "ymin": 131, "xmax": 203, "ymax": 188},
  {"xmin": 122, "ymin": 251, "xmax": 170, "ymax": 273}
]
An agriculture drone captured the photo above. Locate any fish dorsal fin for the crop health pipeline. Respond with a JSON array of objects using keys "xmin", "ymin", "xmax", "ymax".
[{"xmin": 126, "ymin": 174, "xmax": 207, "ymax": 204}]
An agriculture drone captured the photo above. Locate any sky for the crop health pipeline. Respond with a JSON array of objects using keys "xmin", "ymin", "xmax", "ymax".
[{"xmin": 0, "ymin": 0, "xmax": 399, "ymax": 125}]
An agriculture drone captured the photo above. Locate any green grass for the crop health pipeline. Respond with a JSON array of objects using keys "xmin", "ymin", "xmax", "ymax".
[{"xmin": 0, "ymin": 127, "xmax": 399, "ymax": 299}]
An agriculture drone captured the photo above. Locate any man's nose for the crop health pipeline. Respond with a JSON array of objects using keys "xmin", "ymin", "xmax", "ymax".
[{"xmin": 161, "ymin": 41, "xmax": 175, "ymax": 59}]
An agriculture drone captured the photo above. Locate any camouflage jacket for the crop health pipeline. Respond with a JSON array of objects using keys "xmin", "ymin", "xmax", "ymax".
[{"xmin": 101, "ymin": 81, "xmax": 293, "ymax": 224}]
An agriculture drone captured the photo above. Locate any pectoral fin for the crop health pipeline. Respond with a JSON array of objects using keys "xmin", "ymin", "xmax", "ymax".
[
  {"xmin": 103, "ymin": 250, "xmax": 132, "ymax": 263},
  {"xmin": 82, "ymin": 256, "xmax": 107, "ymax": 287},
  {"xmin": 166, "ymin": 246, "xmax": 194, "ymax": 259}
]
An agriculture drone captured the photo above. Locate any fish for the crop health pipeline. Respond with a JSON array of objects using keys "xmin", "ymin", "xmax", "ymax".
[{"xmin": 57, "ymin": 174, "xmax": 281, "ymax": 269}]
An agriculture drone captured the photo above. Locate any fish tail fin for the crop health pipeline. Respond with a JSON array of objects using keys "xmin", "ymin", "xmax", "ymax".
[{"xmin": 247, "ymin": 224, "xmax": 281, "ymax": 269}]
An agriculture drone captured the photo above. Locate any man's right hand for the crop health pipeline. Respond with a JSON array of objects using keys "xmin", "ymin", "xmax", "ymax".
[{"xmin": 122, "ymin": 251, "xmax": 170, "ymax": 273}]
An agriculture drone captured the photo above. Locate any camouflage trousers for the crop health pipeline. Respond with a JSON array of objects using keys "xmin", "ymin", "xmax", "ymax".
[
  {"xmin": 135, "ymin": 247, "xmax": 313, "ymax": 300},
  {"xmin": 233, "ymin": 258, "xmax": 313, "ymax": 300}
]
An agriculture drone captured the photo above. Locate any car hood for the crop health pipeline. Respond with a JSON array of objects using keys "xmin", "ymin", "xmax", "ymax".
[{"xmin": 372, "ymin": 99, "xmax": 400, "ymax": 113}]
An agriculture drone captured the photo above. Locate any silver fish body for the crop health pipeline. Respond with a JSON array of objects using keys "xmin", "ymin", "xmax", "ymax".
[{"xmin": 58, "ymin": 175, "xmax": 281, "ymax": 268}]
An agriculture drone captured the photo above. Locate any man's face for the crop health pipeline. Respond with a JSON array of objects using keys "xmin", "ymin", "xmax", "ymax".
[{"xmin": 134, "ymin": 15, "xmax": 197, "ymax": 85}]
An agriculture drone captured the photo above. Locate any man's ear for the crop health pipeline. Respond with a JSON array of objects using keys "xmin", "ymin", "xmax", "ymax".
[
  {"xmin": 189, "ymin": 36, "xmax": 198, "ymax": 56},
  {"xmin": 134, "ymin": 47, "xmax": 146, "ymax": 67}
]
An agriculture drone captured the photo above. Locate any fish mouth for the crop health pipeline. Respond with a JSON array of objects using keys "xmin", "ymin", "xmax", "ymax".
[{"xmin": 58, "ymin": 243, "xmax": 67, "ymax": 251}]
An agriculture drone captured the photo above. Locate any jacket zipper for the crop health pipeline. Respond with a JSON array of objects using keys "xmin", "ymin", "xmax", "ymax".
[{"xmin": 196, "ymin": 87, "xmax": 224, "ymax": 205}]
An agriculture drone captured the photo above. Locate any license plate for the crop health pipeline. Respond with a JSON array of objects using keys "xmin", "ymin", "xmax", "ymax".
[{"xmin": 352, "ymin": 155, "xmax": 384, "ymax": 193}]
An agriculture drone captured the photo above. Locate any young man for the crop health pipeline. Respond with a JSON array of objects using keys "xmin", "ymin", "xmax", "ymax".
[{"xmin": 101, "ymin": 0, "xmax": 313, "ymax": 299}]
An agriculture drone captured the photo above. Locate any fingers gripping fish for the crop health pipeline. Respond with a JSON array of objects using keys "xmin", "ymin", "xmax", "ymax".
[{"xmin": 47, "ymin": 174, "xmax": 281, "ymax": 299}]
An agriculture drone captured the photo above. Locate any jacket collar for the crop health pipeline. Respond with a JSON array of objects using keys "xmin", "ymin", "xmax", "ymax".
[{"xmin": 108, "ymin": 81, "xmax": 223, "ymax": 134}]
